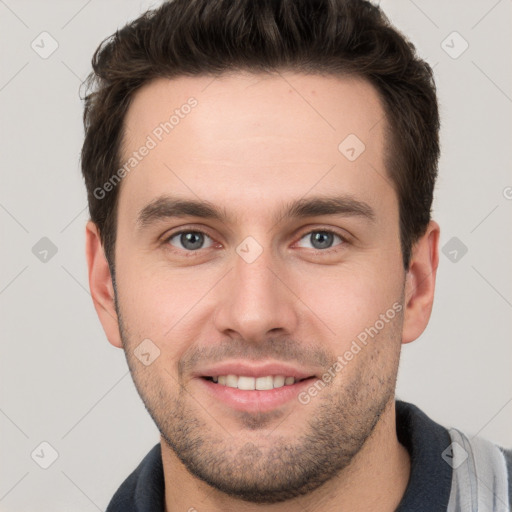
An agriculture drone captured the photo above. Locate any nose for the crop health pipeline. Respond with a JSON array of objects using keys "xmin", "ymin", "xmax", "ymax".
[{"xmin": 213, "ymin": 245, "xmax": 299, "ymax": 343}]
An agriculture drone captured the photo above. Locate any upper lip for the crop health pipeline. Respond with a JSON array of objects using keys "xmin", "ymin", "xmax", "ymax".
[{"xmin": 193, "ymin": 361, "xmax": 318, "ymax": 380}]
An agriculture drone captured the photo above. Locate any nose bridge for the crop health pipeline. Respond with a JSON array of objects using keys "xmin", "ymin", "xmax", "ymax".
[
  {"xmin": 235, "ymin": 248, "xmax": 276, "ymax": 303},
  {"xmin": 213, "ymin": 241, "xmax": 298, "ymax": 341}
]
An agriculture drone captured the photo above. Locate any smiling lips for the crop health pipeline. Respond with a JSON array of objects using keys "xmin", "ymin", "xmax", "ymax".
[
  {"xmin": 196, "ymin": 363, "xmax": 318, "ymax": 412},
  {"xmin": 207, "ymin": 374, "xmax": 302, "ymax": 390},
  {"xmin": 195, "ymin": 362, "xmax": 318, "ymax": 412}
]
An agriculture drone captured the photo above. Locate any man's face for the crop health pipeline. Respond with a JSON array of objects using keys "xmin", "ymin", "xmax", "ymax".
[{"xmin": 112, "ymin": 72, "xmax": 406, "ymax": 502}]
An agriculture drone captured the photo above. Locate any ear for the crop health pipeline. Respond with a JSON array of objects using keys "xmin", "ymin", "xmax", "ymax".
[
  {"xmin": 85, "ymin": 221, "xmax": 123, "ymax": 348},
  {"xmin": 402, "ymin": 220, "xmax": 440, "ymax": 344}
]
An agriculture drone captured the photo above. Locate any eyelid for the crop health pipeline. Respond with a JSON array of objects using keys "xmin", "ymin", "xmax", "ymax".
[
  {"xmin": 294, "ymin": 227, "xmax": 349, "ymax": 250},
  {"xmin": 162, "ymin": 225, "xmax": 219, "ymax": 250}
]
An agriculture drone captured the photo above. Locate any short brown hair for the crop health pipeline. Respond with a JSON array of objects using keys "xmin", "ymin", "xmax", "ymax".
[{"xmin": 81, "ymin": 0, "xmax": 440, "ymax": 272}]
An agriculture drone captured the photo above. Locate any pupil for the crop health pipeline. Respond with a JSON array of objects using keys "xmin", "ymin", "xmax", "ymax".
[
  {"xmin": 181, "ymin": 232, "xmax": 203, "ymax": 250},
  {"xmin": 311, "ymin": 231, "xmax": 333, "ymax": 249}
]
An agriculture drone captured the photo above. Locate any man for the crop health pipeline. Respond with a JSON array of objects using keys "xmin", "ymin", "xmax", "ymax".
[{"xmin": 82, "ymin": 0, "xmax": 511, "ymax": 510}]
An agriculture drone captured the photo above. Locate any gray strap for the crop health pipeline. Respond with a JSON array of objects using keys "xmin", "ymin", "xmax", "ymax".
[{"xmin": 446, "ymin": 428, "xmax": 510, "ymax": 512}]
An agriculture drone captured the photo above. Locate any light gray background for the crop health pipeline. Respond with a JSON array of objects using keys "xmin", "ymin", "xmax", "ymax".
[{"xmin": 1, "ymin": 0, "xmax": 511, "ymax": 510}]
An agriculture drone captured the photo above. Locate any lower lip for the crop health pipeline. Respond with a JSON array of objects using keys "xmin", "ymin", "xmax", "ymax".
[{"xmin": 197, "ymin": 377, "xmax": 315, "ymax": 413}]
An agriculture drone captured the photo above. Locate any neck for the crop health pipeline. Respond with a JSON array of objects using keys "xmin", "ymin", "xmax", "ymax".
[{"xmin": 162, "ymin": 399, "xmax": 410, "ymax": 512}]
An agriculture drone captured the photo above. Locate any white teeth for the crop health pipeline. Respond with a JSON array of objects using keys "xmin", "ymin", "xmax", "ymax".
[
  {"xmin": 212, "ymin": 375, "xmax": 297, "ymax": 389},
  {"xmin": 255, "ymin": 376, "xmax": 274, "ymax": 390},
  {"xmin": 225, "ymin": 374, "xmax": 238, "ymax": 387},
  {"xmin": 273, "ymin": 375, "xmax": 285, "ymax": 388},
  {"xmin": 237, "ymin": 376, "xmax": 256, "ymax": 390}
]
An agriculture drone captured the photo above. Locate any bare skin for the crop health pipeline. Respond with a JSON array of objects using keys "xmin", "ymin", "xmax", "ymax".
[{"xmin": 86, "ymin": 72, "xmax": 439, "ymax": 512}]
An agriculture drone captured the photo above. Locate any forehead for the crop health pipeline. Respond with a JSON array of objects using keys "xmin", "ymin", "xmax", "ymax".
[{"xmin": 118, "ymin": 72, "xmax": 391, "ymax": 221}]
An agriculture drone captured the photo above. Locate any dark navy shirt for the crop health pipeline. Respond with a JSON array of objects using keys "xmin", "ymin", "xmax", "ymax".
[{"xmin": 106, "ymin": 400, "xmax": 456, "ymax": 511}]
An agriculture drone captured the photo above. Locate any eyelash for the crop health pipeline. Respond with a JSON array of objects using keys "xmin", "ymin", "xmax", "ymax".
[{"xmin": 162, "ymin": 227, "xmax": 349, "ymax": 256}]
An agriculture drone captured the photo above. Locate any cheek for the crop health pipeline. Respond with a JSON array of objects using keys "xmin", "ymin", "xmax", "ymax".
[
  {"xmin": 295, "ymin": 261, "xmax": 403, "ymax": 343},
  {"xmin": 118, "ymin": 267, "xmax": 196, "ymax": 341},
  {"xmin": 115, "ymin": 260, "xmax": 218, "ymax": 350}
]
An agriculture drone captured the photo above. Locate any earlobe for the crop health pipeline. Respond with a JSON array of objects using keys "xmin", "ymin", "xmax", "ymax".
[
  {"xmin": 85, "ymin": 221, "xmax": 123, "ymax": 348},
  {"xmin": 402, "ymin": 220, "xmax": 440, "ymax": 344}
]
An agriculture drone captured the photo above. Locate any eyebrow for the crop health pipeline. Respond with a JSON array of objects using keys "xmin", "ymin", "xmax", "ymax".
[{"xmin": 136, "ymin": 194, "xmax": 376, "ymax": 231}]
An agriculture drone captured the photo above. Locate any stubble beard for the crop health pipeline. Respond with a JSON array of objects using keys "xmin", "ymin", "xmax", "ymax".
[{"xmin": 116, "ymin": 297, "xmax": 402, "ymax": 503}]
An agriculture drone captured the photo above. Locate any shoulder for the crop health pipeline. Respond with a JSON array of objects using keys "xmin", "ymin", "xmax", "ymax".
[
  {"xmin": 395, "ymin": 400, "xmax": 511, "ymax": 511},
  {"xmin": 499, "ymin": 446, "xmax": 512, "ymax": 507},
  {"xmin": 446, "ymin": 428, "xmax": 511, "ymax": 511},
  {"xmin": 106, "ymin": 443, "xmax": 165, "ymax": 512}
]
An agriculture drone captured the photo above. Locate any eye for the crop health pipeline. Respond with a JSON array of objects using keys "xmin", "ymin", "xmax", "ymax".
[
  {"xmin": 167, "ymin": 230, "xmax": 215, "ymax": 251},
  {"xmin": 296, "ymin": 230, "xmax": 345, "ymax": 250}
]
